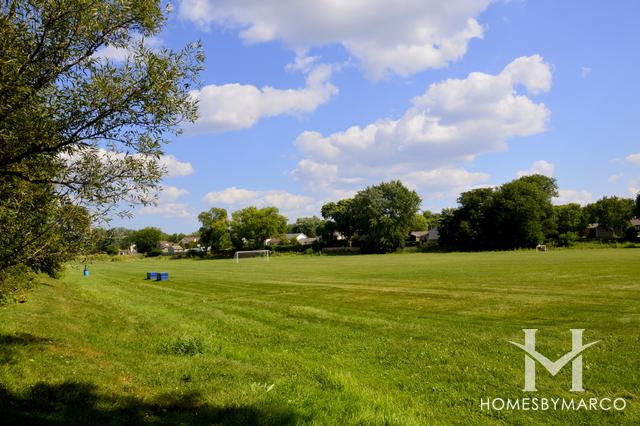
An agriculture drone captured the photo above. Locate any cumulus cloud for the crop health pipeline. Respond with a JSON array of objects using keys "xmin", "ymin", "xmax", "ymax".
[
  {"xmin": 139, "ymin": 203, "xmax": 192, "ymax": 218},
  {"xmin": 188, "ymin": 64, "xmax": 337, "ymax": 133},
  {"xmin": 179, "ymin": 0, "xmax": 492, "ymax": 79},
  {"xmin": 93, "ymin": 36, "xmax": 163, "ymax": 63},
  {"xmin": 517, "ymin": 160, "xmax": 555, "ymax": 177},
  {"xmin": 202, "ymin": 187, "xmax": 318, "ymax": 220},
  {"xmin": 553, "ymin": 189, "xmax": 593, "ymax": 206},
  {"xmin": 159, "ymin": 155, "xmax": 195, "ymax": 177},
  {"xmin": 626, "ymin": 153, "xmax": 640, "ymax": 165},
  {"xmin": 290, "ymin": 55, "xmax": 551, "ymax": 197},
  {"xmin": 403, "ymin": 168, "xmax": 490, "ymax": 191},
  {"xmin": 139, "ymin": 186, "xmax": 192, "ymax": 218}
]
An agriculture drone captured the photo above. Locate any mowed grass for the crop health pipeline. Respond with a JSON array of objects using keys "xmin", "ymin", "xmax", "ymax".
[{"xmin": 0, "ymin": 249, "xmax": 639, "ymax": 425}]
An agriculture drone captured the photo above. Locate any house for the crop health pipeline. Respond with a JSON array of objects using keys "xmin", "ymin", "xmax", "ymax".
[
  {"xmin": 168, "ymin": 244, "xmax": 184, "ymax": 255},
  {"xmin": 409, "ymin": 228, "xmax": 439, "ymax": 245},
  {"xmin": 586, "ymin": 223, "xmax": 614, "ymax": 239},
  {"xmin": 426, "ymin": 228, "xmax": 440, "ymax": 244},
  {"xmin": 118, "ymin": 244, "xmax": 137, "ymax": 255},
  {"xmin": 631, "ymin": 218, "xmax": 640, "ymax": 230},
  {"xmin": 265, "ymin": 233, "xmax": 316, "ymax": 246},
  {"xmin": 409, "ymin": 230, "xmax": 429, "ymax": 242},
  {"xmin": 179, "ymin": 236, "xmax": 199, "ymax": 247},
  {"xmin": 285, "ymin": 233, "xmax": 308, "ymax": 242}
]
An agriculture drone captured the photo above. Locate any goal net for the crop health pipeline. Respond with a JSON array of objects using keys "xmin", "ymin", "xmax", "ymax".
[{"xmin": 233, "ymin": 250, "xmax": 270, "ymax": 263}]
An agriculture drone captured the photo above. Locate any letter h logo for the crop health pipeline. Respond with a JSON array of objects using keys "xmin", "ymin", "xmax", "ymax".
[{"xmin": 509, "ymin": 329, "xmax": 599, "ymax": 392}]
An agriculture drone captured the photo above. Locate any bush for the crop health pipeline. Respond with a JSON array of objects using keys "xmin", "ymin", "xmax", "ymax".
[
  {"xmin": 0, "ymin": 265, "xmax": 36, "ymax": 305},
  {"xmin": 556, "ymin": 232, "xmax": 579, "ymax": 247},
  {"xmin": 146, "ymin": 248, "xmax": 162, "ymax": 257}
]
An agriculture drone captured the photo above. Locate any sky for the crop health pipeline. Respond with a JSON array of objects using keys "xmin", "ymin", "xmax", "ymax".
[{"xmin": 105, "ymin": 0, "xmax": 640, "ymax": 234}]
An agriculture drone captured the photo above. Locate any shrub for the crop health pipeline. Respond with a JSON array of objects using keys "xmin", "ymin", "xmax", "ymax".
[
  {"xmin": 146, "ymin": 248, "xmax": 162, "ymax": 257},
  {"xmin": 557, "ymin": 232, "xmax": 579, "ymax": 247}
]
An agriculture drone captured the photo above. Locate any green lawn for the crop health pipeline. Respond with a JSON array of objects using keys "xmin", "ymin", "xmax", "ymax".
[{"xmin": 1, "ymin": 250, "xmax": 639, "ymax": 425}]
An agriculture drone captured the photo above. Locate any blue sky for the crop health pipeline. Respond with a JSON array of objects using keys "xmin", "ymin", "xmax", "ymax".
[{"xmin": 106, "ymin": 0, "xmax": 640, "ymax": 233}]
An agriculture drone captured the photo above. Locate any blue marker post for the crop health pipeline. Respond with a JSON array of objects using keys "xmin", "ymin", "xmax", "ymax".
[{"xmin": 83, "ymin": 265, "xmax": 89, "ymax": 277}]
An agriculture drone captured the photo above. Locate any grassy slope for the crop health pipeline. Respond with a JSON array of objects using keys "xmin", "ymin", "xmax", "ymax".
[{"xmin": 0, "ymin": 250, "xmax": 639, "ymax": 425}]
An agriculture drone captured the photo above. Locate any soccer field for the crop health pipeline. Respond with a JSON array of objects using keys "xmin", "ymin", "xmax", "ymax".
[{"xmin": 1, "ymin": 250, "xmax": 638, "ymax": 425}]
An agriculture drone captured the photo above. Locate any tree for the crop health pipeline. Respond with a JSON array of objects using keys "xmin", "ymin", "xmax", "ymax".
[
  {"xmin": 321, "ymin": 199, "xmax": 358, "ymax": 245},
  {"xmin": 352, "ymin": 181, "xmax": 422, "ymax": 253},
  {"xmin": 488, "ymin": 175, "xmax": 557, "ymax": 249},
  {"xmin": 586, "ymin": 196, "xmax": 634, "ymax": 236},
  {"xmin": 289, "ymin": 216, "xmax": 325, "ymax": 237},
  {"xmin": 409, "ymin": 214, "xmax": 429, "ymax": 231},
  {"xmin": 634, "ymin": 193, "xmax": 640, "ymax": 218},
  {"xmin": 438, "ymin": 188, "xmax": 495, "ymax": 250},
  {"xmin": 440, "ymin": 175, "xmax": 558, "ymax": 250},
  {"xmin": 230, "ymin": 207, "xmax": 287, "ymax": 250},
  {"xmin": 133, "ymin": 227, "xmax": 163, "ymax": 254},
  {"xmin": 422, "ymin": 210, "xmax": 441, "ymax": 230},
  {"xmin": 198, "ymin": 208, "xmax": 231, "ymax": 253},
  {"xmin": 0, "ymin": 0, "xmax": 202, "ymax": 295}
]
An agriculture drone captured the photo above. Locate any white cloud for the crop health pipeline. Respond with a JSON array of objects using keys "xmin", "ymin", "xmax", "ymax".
[
  {"xmin": 159, "ymin": 186, "xmax": 189, "ymax": 202},
  {"xmin": 553, "ymin": 189, "xmax": 593, "ymax": 206},
  {"xmin": 517, "ymin": 160, "xmax": 555, "ymax": 177},
  {"xmin": 179, "ymin": 0, "xmax": 492, "ymax": 79},
  {"xmin": 608, "ymin": 173, "xmax": 623, "ymax": 183},
  {"xmin": 403, "ymin": 168, "xmax": 490, "ymax": 191},
  {"xmin": 188, "ymin": 64, "xmax": 337, "ymax": 133},
  {"xmin": 291, "ymin": 55, "xmax": 551, "ymax": 196},
  {"xmin": 202, "ymin": 187, "xmax": 318, "ymax": 220},
  {"xmin": 159, "ymin": 155, "xmax": 195, "ymax": 177},
  {"xmin": 581, "ymin": 66, "xmax": 592, "ymax": 78},
  {"xmin": 93, "ymin": 36, "xmax": 163, "ymax": 63},
  {"xmin": 626, "ymin": 153, "xmax": 640, "ymax": 165},
  {"xmin": 139, "ymin": 203, "xmax": 193, "ymax": 218},
  {"xmin": 139, "ymin": 186, "xmax": 192, "ymax": 218}
]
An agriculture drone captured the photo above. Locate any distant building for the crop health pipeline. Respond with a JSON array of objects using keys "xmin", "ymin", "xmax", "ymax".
[{"xmin": 179, "ymin": 236, "xmax": 200, "ymax": 247}]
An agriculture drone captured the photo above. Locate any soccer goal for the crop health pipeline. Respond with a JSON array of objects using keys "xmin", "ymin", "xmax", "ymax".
[{"xmin": 233, "ymin": 249, "xmax": 270, "ymax": 263}]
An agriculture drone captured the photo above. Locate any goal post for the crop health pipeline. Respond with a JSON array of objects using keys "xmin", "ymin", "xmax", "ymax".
[{"xmin": 233, "ymin": 249, "xmax": 270, "ymax": 263}]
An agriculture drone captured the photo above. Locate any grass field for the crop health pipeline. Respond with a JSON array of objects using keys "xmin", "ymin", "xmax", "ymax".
[{"xmin": 0, "ymin": 249, "xmax": 639, "ymax": 425}]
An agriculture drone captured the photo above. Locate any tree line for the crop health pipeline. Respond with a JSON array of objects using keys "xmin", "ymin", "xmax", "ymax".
[{"xmin": 90, "ymin": 176, "xmax": 640, "ymax": 259}]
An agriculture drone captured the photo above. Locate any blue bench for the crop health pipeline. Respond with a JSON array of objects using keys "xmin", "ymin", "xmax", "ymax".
[
  {"xmin": 147, "ymin": 272, "xmax": 158, "ymax": 280},
  {"xmin": 157, "ymin": 272, "xmax": 169, "ymax": 281}
]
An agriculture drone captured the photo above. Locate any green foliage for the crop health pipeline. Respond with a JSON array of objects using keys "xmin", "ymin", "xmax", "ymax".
[
  {"xmin": 553, "ymin": 203, "xmax": 585, "ymax": 235},
  {"xmin": 132, "ymin": 227, "xmax": 163, "ymax": 254},
  {"xmin": 198, "ymin": 208, "xmax": 231, "ymax": 253},
  {"xmin": 556, "ymin": 232, "xmax": 579, "ymax": 247},
  {"xmin": 352, "ymin": 181, "xmax": 422, "ymax": 253},
  {"xmin": 289, "ymin": 216, "xmax": 325, "ymax": 237},
  {"xmin": 409, "ymin": 214, "xmax": 428, "ymax": 231},
  {"xmin": 321, "ymin": 199, "xmax": 358, "ymax": 244},
  {"xmin": 440, "ymin": 175, "xmax": 558, "ymax": 250},
  {"xmin": 585, "ymin": 196, "xmax": 634, "ymax": 236},
  {"xmin": 230, "ymin": 207, "xmax": 287, "ymax": 250},
  {"xmin": 635, "ymin": 193, "xmax": 640, "ymax": 218},
  {"xmin": 0, "ymin": 0, "xmax": 202, "ymax": 297},
  {"xmin": 421, "ymin": 210, "xmax": 441, "ymax": 230}
]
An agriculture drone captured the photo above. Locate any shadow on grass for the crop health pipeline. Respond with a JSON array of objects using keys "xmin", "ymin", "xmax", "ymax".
[
  {"xmin": 0, "ymin": 333, "xmax": 51, "ymax": 364},
  {"xmin": 0, "ymin": 381, "xmax": 304, "ymax": 425}
]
